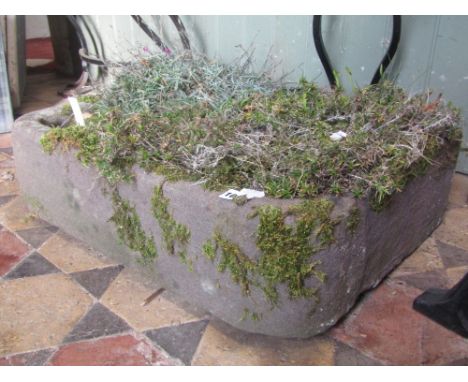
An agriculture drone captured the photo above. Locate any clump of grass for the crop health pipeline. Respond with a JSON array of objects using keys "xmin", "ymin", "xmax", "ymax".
[{"xmin": 41, "ymin": 52, "xmax": 462, "ymax": 210}]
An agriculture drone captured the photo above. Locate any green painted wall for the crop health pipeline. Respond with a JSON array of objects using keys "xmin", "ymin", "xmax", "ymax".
[{"xmin": 81, "ymin": 15, "xmax": 468, "ymax": 173}]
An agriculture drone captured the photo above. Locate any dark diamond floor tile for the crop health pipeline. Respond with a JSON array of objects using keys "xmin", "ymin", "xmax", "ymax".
[
  {"xmin": 334, "ymin": 341, "xmax": 382, "ymax": 366},
  {"xmin": 436, "ymin": 240, "xmax": 468, "ymax": 268},
  {"xmin": 395, "ymin": 269, "xmax": 450, "ymax": 291},
  {"xmin": 71, "ymin": 265, "xmax": 124, "ymax": 298},
  {"xmin": 0, "ymin": 147, "xmax": 13, "ymax": 156},
  {"xmin": 0, "ymin": 348, "xmax": 55, "ymax": 366},
  {"xmin": 63, "ymin": 303, "xmax": 130, "ymax": 343},
  {"xmin": 16, "ymin": 225, "xmax": 59, "ymax": 248},
  {"xmin": 0, "ymin": 195, "xmax": 16, "ymax": 207},
  {"xmin": 445, "ymin": 358, "xmax": 468, "ymax": 366},
  {"xmin": 145, "ymin": 319, "xmax": 209, "ymax": 365},
  {"xmin": 4, "ymin": 252, "xmax": 60, "ymax": 279}
]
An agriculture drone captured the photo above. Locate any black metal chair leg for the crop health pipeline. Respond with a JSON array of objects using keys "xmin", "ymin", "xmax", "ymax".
[{"xmin": 413, "ymin": 272, "xmax": 468, "ymax": 338}]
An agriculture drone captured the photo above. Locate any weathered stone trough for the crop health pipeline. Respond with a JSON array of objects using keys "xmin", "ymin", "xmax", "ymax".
[{"xmin": 12, "ymin": 101, "xmax": 458, "ymax": 338}]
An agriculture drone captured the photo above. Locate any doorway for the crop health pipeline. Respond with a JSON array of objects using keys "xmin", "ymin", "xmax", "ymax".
[{"xmin": 18, "ymin": 15, "xmax": 83, "ymax": 116}]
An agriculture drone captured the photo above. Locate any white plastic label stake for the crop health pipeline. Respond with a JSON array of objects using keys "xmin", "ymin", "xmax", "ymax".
[
  {"xmin": 67, "ymin": 97, "xmax": 85, "ymax": 126},
  {"xmin": 219, "ymin": 189, "xmax": 242, "ymax": 200},
  {"xmin": 219, "ymin": 188, "xmax": 265, "ymax": 200},
  {"xmin": 239, "ymin": 188, "xmax": 265, "ymax": 199}
]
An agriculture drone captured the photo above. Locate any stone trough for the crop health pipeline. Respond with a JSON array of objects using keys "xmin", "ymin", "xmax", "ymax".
[{"xmin": 12, "ymin": 101, "xmax": 458, "ymax": 338}]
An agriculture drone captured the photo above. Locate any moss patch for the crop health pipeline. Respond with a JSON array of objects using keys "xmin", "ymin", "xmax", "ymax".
[
  {"xmin": 110, "ymin": 191, "xmax": 157, "ymax": 262},
  {"xmin": 346, "ymin": 206, "xmax": 361, "ymax": 234},
  {"xmin": 203, "ymin": 231, "xmax": 257, "ymax": 296},
  {"xmin": 151, "ymin": 184, "xmax": 191, "ymax": 266},
  {"xmin": 204, "ymin": 197, "xmax": 337, "ymax": 306},
  {"xmin": 252, "ymin": 199, "xmax": 334, "ymax": 304}
]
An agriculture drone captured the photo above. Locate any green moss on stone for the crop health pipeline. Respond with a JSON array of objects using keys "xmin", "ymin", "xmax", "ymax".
[
  {"xmin": 203, "ymin": 231, "xmax": 256, "ymax": 296},
  {"xmin": 204, "ymin": 198, "xmax": 337, "ymax": 306},
  {"xmin": 151, "ymin": 184, "xmax": 191, "ymax": 263},
  {"xmin": 252, "ymin": 198, "xmax": 334, "ymax": 304},
  {"xmin": 110, "ymin": 191, "xmax": 157, "ymax": 262},
  {"xmin": 346, "ymin": 206, "xmax": 361, "ymax": 234},
  {"xmin": 202, "ymin": 239, "xmax": 216, "ymax": 261}
]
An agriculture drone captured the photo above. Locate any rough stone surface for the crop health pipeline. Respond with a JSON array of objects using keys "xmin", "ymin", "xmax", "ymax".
[{"xmin": 11, "ymin": 102, "xmax": 458, "ymax": 338}]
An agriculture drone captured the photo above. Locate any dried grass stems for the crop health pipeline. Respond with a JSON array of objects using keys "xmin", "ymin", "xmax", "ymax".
[{"xmin": 57, "ymin": 53, "xmax": 462, "ymax": 205}]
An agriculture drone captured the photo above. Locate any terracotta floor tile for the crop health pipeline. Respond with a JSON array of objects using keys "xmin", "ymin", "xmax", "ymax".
[
  {"xmin": 39, "ymin": 231, "xmax": 115, "ymax": 273},
  {"xmin": 330, "ymin": 280, "xmax": 425, "ymax": 365},
  {"xmin": 421, "ymin": 317, "xmax": 468, "ymax": 365},
  {"xmin": 448, "ymin": 173, "xmax": 468, "ymax": 208},
  {"xmin": 0, "ymin": 197, "xmax": 46, "ymax": 231},
  {"xmin": 0, "ymin": 230, "xmax": 30, "ymax": 276},
  {"xmin": 48, "ymin": 334, "xmax": 177, "ymax": 366},
  {"xmin": 101, "ymin": 271, "xmax": 200, "ymax": 332},
  {"xmin": 0, "ymin": 273, "xmax": 93, "ymax": 356},
  {"xmin": 433, "ymin": 208, "xmax": 468, "ymax": 251},
  {"xmin": 191, "ymin": 321, "xmax": 335, "ymax": 366},
  {"xmin": 0, "ymin": 133, "xmax": 11, "ymax": 149}
]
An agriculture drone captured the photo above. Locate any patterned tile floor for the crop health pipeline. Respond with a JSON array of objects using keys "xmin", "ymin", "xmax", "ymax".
[{"xmin": 1, "ymin": 131, "xmax": 468, "ymax": 365}]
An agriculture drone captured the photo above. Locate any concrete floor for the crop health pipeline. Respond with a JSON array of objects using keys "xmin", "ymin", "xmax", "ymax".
[{"xmin": 0, "ymin": 74, "xmax": 467, "ymax": 365}]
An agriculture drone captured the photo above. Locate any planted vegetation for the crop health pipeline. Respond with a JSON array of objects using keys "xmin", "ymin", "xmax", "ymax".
[
  {"xmin": 41, "ymin": 53, "xmax": 461, "ymax": 208},
  {"xmin": 39, "ymin": 52, "xmax": 462, "ymax": 310}
]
